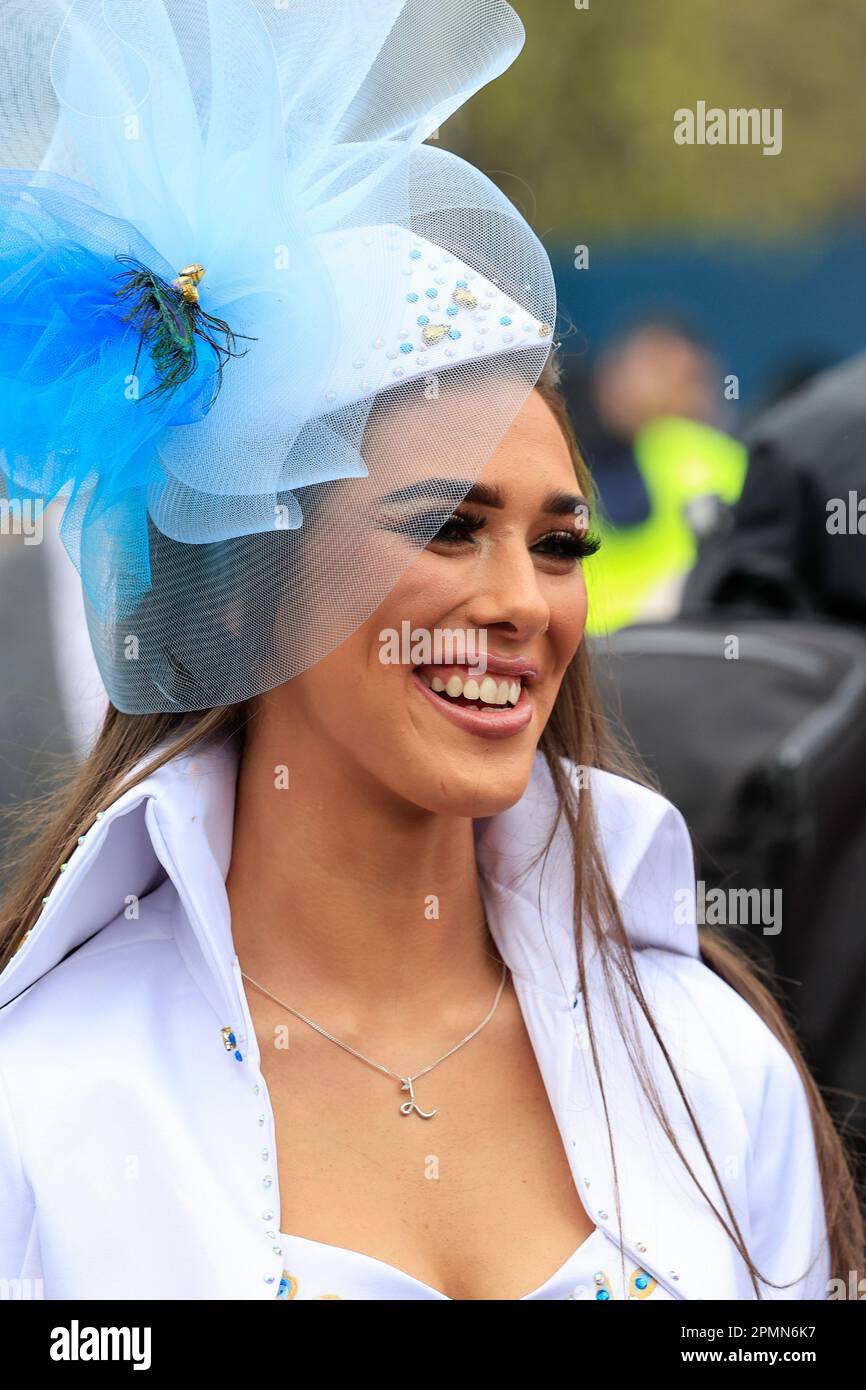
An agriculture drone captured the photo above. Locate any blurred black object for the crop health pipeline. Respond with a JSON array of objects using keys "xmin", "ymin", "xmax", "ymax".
[
  {"xmin": 592, "ymin": 617, "xmax": 866, "ymax": 1145},
  {"xmin": 682, "ymin": 350, "xmax": 866, "ymax": 625}
]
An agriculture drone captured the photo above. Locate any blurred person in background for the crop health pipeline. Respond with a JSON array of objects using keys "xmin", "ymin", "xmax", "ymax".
[{"xmin": 577, "ymin": 318, "xmax": 748, "ymax": 634}]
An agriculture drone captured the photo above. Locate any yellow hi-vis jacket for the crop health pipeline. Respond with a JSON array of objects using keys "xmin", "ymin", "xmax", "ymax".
[{"xmin": 584, "ymin": 415, "xmax": 748, "ymax": 634}]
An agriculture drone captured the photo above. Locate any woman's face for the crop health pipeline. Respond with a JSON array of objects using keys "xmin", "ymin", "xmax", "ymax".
[{"xmin": 258, "ymin": 387, "xmax": 595, "ymax": 817}]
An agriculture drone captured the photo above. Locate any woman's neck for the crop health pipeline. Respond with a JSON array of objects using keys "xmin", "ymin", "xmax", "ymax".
[{"xmin": 224, "ymin": 718, "xmax": 502, "ymax": 1040}]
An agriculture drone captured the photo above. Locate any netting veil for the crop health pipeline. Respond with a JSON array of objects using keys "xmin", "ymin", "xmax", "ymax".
[{"xmin": 0, "ymin": 0, "xmax": 556, "ymax": 713}]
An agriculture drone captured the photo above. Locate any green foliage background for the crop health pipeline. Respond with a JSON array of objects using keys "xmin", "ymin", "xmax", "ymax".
[{"xmin": 440, "ymin": 0, "xmax": 866, "ymax": 240}]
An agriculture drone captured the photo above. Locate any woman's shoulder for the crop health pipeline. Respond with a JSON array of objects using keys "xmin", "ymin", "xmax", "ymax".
[
  {"xmin": 622, "ymin": 944, "xmax": 831, "ymax": 1297},
  {"xmin": 575, "ymin": 762, "xmax": 814, "ymax": 1133},
  {"xmin": 0, "ymin": 881, "xmax": 179, "ymax": 1060},
  {"xmin": 634, "ymin": 942, "xmax": 814, "ymax": 1149},
  {"xmin": 589, "ymin": 766, "xmax": 697, "ymax": 886},
  {"xmin": 576, "ymin": 763, "xmax": 699, "ymax": 959},
  {"xmin": 556, "ymin": 760, "xmax": 697, "ymax": 889}
]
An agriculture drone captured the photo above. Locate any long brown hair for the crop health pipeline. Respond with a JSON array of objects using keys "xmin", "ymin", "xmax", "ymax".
[{"xmin": 1, "ymin": 352, "xmax": 863, "ymax": 1295}]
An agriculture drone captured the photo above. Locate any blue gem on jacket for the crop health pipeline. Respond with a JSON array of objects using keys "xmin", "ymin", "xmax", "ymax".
[{"xmin": 221, "ymin": 1025, "xmax": 243, "ymax": 1061}]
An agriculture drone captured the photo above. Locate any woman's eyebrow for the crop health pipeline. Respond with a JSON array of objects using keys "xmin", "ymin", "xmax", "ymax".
[
  {"xmin": 540, "ymin": 489, "xmax": 589, "ymax": 517},
  {"xmin": 378, "ymin": 478, "xmax": 475, "ymax": 507},
  {"xmin": 378, "ymin": 479, "xmax": 589, "ymax": 515}
]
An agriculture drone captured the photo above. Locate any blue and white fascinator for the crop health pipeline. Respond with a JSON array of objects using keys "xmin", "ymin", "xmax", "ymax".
[{"xmin": 0, "ymin": 0, "xmax": 555, "ymax": 712}]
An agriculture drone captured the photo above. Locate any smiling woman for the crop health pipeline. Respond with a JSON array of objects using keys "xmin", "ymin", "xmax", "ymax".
[
  {"xmin": 0, "ymin": 0, "xmax": 862, "ymax": 1306},
  {"xmin": 248, "ymin": 375, "xmax": 595, "ymax": 817},
  {"xmin": 0, "ymin": 352, "xmax": 862, "ymax": 1302}
]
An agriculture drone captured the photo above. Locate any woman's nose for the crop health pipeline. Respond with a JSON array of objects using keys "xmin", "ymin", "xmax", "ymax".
[{"xmin": 464, "ymin": 538, "xmax": 551, "ymax": 641}]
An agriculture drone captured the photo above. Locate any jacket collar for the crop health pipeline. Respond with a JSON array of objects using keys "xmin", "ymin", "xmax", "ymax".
[
  {"xmin": 0, "ymin": 734, "xmax": 697, "ymax": 1017},
  {"xmin": 1, "ymin": 736, "xmax": 750, "ymax": 1302}
]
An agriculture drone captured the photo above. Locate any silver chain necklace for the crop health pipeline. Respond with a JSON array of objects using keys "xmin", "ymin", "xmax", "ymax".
[{"xmin": 241, "ymin": 954, "xmax": 509, "ymax": 1120}]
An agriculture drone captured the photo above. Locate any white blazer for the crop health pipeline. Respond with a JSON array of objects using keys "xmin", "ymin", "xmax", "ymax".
[{"xmin": 0, "ymin": 738, "xmax": 830, "ymax": 1300}]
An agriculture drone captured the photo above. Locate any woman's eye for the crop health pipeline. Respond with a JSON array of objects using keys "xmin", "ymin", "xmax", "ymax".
[
  {"xmin": 429, "ymin": 511, "xmax": 486, "ymax": 544},
  {"xmin": 379, "ymin": 512, "xmax": 602, "ymax": 560},
  {"xmin": 379, "ymin": 509, "xmax": 485, "ymax": 544},
  {"xmin": 532, "ymin": 529, "xmax": 602, "ymax": 561}
]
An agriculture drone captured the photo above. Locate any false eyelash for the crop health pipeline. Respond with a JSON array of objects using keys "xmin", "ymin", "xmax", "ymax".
[
  {"xmin": 381, "ymin": 507, "xmax": 603, "ymax": 560},
  {"xmin": 533, "ymin": 528, "xmax": 602, "ymax": 560},
  {"xmin": 379, "ymin": 508, "xmax": 473, "ymax": 543},
  {"xmin": 432, "ymin": 509, "xmax": 602, "ymax": 559},
  {"xmin": 428, "ymin": 508, "xmax": 487, "ymax": 542}
]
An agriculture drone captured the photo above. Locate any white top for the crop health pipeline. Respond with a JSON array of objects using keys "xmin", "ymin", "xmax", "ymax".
[
  {"xmin": 0, "ymin": 738, "xmax": 831, "ymax": 1299},
  {"xmin": 275, "ymin": 1226, "xmax": 677, "ymax": 1300}
]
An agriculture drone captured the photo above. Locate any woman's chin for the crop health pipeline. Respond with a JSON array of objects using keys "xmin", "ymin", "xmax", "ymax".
[{"xmin": 404, "ymin": 758, "xmax": 537, "ymax": 819}]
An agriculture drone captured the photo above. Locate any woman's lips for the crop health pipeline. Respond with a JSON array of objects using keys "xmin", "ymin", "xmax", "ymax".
[{"xmin": 410, "ymin": 669, "xmax": 534, "ymax": 740}]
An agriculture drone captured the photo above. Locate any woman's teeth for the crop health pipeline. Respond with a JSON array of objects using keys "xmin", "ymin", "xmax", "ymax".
[{"xmin": 427, "ymin": 673, "xmax": 521, "ymax": 707}]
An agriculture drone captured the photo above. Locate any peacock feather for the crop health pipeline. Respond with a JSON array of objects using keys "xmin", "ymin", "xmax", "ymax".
[{"xmin": 112, "ymin": 255, "xmax": 253, "ymax": 409}]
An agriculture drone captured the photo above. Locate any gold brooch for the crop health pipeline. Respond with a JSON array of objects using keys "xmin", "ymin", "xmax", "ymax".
[
  {"xmin": 452, "ymin": 286, "xmax": 477, "ymax": 310},
  {"xmin": 421, "ymin": 323, "xmax": 449, "ymax": 345},
  {"xmin": 173, "ymin": 263, "xmax": 207, "ymax": 304}
]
